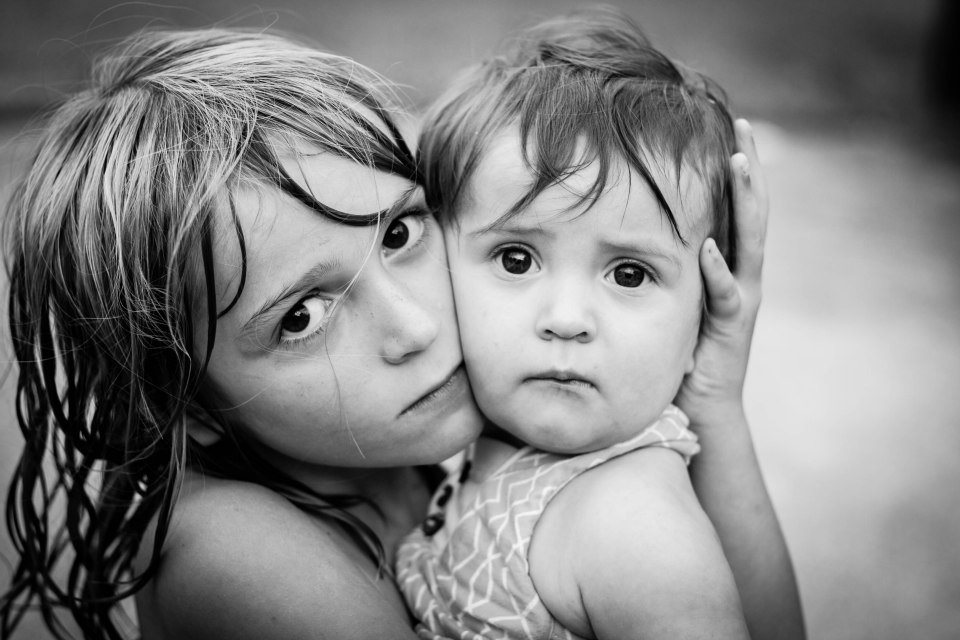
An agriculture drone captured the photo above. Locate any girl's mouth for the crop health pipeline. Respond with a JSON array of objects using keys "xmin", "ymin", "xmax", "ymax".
[{"xmin": 401, "ymin": 364, "xmax": 467, "ymax": 415}]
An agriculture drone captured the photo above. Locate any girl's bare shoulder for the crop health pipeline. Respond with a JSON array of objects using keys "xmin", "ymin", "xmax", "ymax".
[
  {"xmin": 135, "ymin": 474, "xmax": 414, "ymax": 640},
  {"xmin": 169, "ymin": 472, "xmax": 316, "ymax": 540}
]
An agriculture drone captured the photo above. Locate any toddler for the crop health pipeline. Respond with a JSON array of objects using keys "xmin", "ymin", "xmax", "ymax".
[{"xmin": 397, "ymin": 9, "xmax": 749, "ymax": 640}]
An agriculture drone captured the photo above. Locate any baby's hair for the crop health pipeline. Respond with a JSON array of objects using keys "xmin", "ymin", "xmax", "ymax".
[
  {"xmin": 1, "ymin": 28, "xmax": 416, "ymax": 639},
  {"xmin": 421, "ymin": 6, "xmax": 738, "ymax": 266}
]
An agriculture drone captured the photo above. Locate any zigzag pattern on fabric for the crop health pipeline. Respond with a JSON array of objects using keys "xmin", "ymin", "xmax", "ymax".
[{"xmin": 397, "ymin": 405, "xmax": 699, "ymax": 640}]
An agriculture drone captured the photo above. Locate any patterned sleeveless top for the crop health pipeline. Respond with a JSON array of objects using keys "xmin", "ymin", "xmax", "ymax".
[{"xmin": 396, "ymin": 405, "xmax": 699, "ymax": 640}]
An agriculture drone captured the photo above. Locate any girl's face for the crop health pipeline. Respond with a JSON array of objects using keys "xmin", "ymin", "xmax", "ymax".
[{"xmin": 202, "ymin": 148, "xmax": 483, "ymax": 478}]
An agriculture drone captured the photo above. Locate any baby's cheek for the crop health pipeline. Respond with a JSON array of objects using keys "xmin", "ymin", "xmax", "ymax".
[
  {"xmin": 455, "ymin": 309, "xmax": 493, "ymax": 369},
  {"xmin": 461, "ymin": 351, "xmax": 501, "ymax": 420},
  {"xmin": 460, "ymin": 320, "xmax": 510, "ymax": 402}
]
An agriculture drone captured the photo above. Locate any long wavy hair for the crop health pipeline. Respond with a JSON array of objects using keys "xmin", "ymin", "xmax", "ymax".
[{"xmin": 0, "ymin": 28, "xmax": 418, "ymax": 639}]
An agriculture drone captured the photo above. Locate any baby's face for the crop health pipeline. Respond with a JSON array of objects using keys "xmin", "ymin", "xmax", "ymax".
[{"xmin": 444, "ymin": 133, "xmax": 709, "ymax": 453}]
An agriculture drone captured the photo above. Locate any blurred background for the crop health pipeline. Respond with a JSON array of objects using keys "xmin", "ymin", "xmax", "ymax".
[{"xmin": 1, "ymin": 1, "xmax": 958, "ymax": 638}]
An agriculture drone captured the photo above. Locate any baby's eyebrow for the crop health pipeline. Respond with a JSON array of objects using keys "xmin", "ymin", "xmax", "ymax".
[
  {"xmin": 598, "ymin": 238, "xmax": 682, "ymax": 268},
  {"xmin": 467, "ymin": 221, "xmax": 554, "ymax": 239},
  {"xmin": 467, "ymin": 222, "xmax": 682, "ymax": 268}
]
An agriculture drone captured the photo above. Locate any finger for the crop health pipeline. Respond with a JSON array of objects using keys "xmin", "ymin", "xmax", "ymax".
[
  {"xmin": 700, "ymin": 238, "xmax": 740, "ymax": 319},
  {"xmin": 734, "ymin": 119, "xmax": 769, "ymax": 221},
  {"xmin": 731, "ymin": 152, "xmax": 764, "ymax": 286}
]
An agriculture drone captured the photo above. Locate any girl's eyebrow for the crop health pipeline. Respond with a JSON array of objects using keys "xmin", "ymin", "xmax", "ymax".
[
  {"xmin": 279, "ymin": 173, "xmax": 419, "ymax": 227},
  {"xmin": 237, "ymin": 258, "xmax": 341, "ymax": 345},
  {"xmin": 377, "ymin": 184, "xmax": 423, "ymax": 224},
  {"xmin": 233, "ymin": 185, "xmax": 423, "ymax": 343}
]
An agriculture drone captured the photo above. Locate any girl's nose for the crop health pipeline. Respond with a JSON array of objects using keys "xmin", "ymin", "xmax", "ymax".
[
  {"xmin": 535, "ymin": 281, "xmax": 596, "ymax": 343},
  {"xmin": 378, "ymin": 279, "xmax": 441, "ymax": 364}
]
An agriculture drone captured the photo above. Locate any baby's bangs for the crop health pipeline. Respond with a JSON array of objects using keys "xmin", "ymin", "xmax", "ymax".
[
  {"xmin": 494, "ymin": 73, "xmax": 686, "ymax": 244},
  {"xmin": 613, "ymin": 84, "xmax": 736, "ymax": 262},
  {"xmin": 624, "ymin": 82, "xmax": 732, "ymax": 176}
]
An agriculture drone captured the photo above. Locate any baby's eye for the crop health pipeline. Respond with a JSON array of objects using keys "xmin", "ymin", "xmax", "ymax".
[
  {"xmin": 280, "ymin": 295, "xmax": 334, "ymax": 342},
  {"xmin": 498, "ymin": 247, "xmax": 536, "ymax": 275},
  {"xmin": 382, "ymin": 212, "xmax": 428, "ymax": 252},
  {"xmin": 609, "ymin": 263, "xmax": 648, "ymax": 288}
]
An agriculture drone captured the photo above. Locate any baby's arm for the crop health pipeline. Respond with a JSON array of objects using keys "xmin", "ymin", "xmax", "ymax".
[
  {"xmin": 530, "ymin": 447, "xmax": 749, "ymax": 640},
  {"xmin": 674, "ymin": 119, "xmax": 805, "ymax": 640}
]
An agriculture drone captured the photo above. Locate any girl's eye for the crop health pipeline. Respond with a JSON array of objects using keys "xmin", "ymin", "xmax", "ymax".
[
  {"xmin": 499, "ymin": 247, "xmax": 534, "ymax": 275},
  {"xmin": 611, "ymin": 263, "xmax": 647, "ymax": 288},
  {"xmin": 280, "ymin": 295, "xmax": 333, "ymax": 342},
  {"xmin": 382, "ymin": 213, "xmax": 427, "ymax": 252}
]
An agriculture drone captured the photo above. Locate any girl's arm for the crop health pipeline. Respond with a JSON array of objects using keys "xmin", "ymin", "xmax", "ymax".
[{"xmin": 674, "ymin": 119, "xmax": 806, "ymax": 640}]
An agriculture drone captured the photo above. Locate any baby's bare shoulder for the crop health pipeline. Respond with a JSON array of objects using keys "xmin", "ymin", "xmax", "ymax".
[{"xmin": 533, "ymin": 448, "xmax": 747, "ymax": 640}]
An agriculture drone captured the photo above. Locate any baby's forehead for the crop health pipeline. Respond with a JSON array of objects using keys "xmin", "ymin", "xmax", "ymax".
[{"xmin": 465, "ymin": 132, "xmax": 714, "ymax": 240}]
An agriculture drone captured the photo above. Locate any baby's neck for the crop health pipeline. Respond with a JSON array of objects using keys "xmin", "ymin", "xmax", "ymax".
[
  {"xmin": 481, "ymin": 421, "xmax": 526, "ymax": 449},
  {"xmin": 470, "ymin": 422, "xmax": 525, "ymax": 482}
]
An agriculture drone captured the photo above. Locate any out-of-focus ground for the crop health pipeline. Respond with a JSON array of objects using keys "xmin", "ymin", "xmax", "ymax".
[{"xmin": 1, "ymin": 1, "xmax": 959, "ymax": 639}]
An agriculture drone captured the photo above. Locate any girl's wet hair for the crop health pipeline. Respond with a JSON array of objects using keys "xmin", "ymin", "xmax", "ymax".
[
  {"xmin": 1, "ymin": 28, "xmax": 417, "ymax": 639},
  {"xmin": 421, "ymin": 6, "xmax": 738, "ymax": 267}
]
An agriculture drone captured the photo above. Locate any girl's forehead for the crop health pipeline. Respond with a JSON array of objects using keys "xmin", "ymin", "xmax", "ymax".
[{"xmin": 272, "ymin": 146, "xmax": 413, "ymax": 215}]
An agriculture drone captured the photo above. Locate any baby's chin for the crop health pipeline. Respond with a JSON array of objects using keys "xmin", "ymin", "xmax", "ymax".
[
  {"xmin": 474, "ymin": 379, "xmax": 669, "ymax": 454},
  {"xmin": 493, "ymin": 413, "xmax": 631, "ymax": 456}
]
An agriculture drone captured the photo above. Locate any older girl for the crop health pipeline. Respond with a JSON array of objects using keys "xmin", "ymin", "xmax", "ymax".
[{"xmin": 0, "ymin": 28, "xmax": 801, "ymax": 640}]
